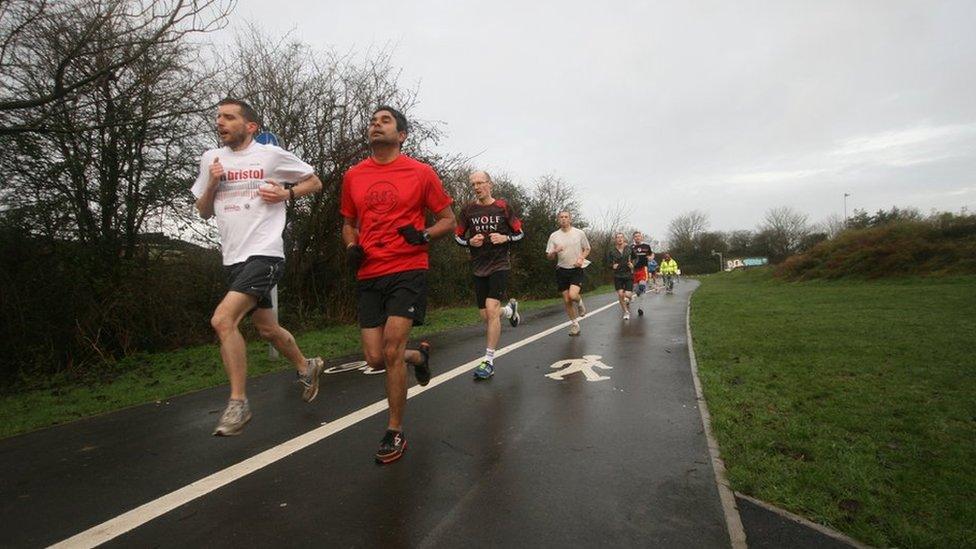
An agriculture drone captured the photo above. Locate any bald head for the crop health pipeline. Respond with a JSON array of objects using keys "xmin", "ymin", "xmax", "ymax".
[{"xmin": 470, "ymin": 170, "xmax": 494, "ymax": 203}]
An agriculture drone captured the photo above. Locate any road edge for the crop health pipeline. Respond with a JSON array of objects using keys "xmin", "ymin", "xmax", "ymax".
[{"xmin": 685, "ymin": 282, "xmax": 748, "ymax": 549}]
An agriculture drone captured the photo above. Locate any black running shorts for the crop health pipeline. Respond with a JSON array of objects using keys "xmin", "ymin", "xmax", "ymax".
[
  {"xmin": 473, "ymin": 270, "xmax": 509, "ymax": 308},
  {"xmin": 555, "ymin": 267, "xmax": 585, "ymax": 292},
  {"xmin": 224, "ymin": 255, "xmax": 284, "ymax": 309},
  {"xmin": 613, "ymin": 276, "xmax": 631, "ymax": 292},
  {"xmin": 357, "ymin": 269, "xmax": 428, "ymax": 328}
]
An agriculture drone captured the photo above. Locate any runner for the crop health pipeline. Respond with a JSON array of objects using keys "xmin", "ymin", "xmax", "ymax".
[
  {"xmin": 191, "ymin": 98, "xmax": 325, "ymax": 436},
  {"xmin": 630, "ymin": 231, "xmax": 654, "ymax": 316},
  {"xmin": 545, "ymin": 211, "xmax": 591, "ymax": 336},
  {"xmin": 340, "ymin": 106, "xmax": 456, "ymax": 464},
  {"xmin": 659, "ymin": 252, "xmax": 679, "ymax": 294},
  {"xmin": 606, "ymin": 232, "xmax": 634, "ymax": 320},
  {"xmin": 454, "ymin": 170, "xmax": 523, "ymax": 380}
]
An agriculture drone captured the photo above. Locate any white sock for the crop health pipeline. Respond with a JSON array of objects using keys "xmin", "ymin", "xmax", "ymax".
[{"xmin": 485, "ymin": 348, "xmax": 495, "ymax": 363}]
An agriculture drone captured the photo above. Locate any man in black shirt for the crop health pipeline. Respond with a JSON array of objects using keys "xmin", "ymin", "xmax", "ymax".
[
  {"xmin": 630, "ymin": 231, "xmax": 654, "ymax": 317},
  {"xmin": 455, "ymin": 171, "xmax": 523, "ymax": 379}
]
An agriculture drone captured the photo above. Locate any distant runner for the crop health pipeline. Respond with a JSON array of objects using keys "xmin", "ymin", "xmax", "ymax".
[
  {"xmin": 630, "ymin": 231, "xmax": 653, "ymax": 317},
  {"xmin": 455, "ymin": 170, "xmax": 523, "ymax": 380},
  {"xmin": 191, "ymin": 98, "xmax": 325, "ymax": 437},
  {"xmin": 341, "ymin": 106, "xmax": 457, "ymax": 464},
  {"xmin": 546, "ymin": 211, "xmax": 591, "ymax": 336},
  {"xmin": 606, "ymin": 232, "xmax": 634, "ymax": 320},
  {"xmin": 659, "ymin": 252, "xmax": 679, "ymax": 295}
]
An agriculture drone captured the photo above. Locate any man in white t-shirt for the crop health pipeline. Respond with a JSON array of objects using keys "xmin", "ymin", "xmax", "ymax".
[
  {"xmin": 191, "ymin": 98, "xmax": 324, "ymax": 436},
  {"xmin": 545, "ymin": 210, "xmax": 591, "ymax": 336}
]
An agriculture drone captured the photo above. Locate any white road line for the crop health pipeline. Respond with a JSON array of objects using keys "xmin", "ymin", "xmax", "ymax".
[
  {"xmin": 684, "ymin": 286, "xmax": 748, "ymax": 549},
  {"xmin": 50, "ymin": 300, "xmax": 618, "ymax": 549}
]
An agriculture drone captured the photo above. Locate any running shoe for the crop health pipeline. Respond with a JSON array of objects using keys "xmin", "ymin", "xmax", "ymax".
[
  {"xmin": 375, "ymin": 429, "xmax": 407, "ymax": 464},
  {"xmin": 213, "ymin": 399, "xmax": 251, "ymax": 436},
  {"xmin": 473, "ymin": 360, "xmax": 495, "ymax": 380},
  {"xmin": 508, "ymin": 298, "xmax": 520, "ymax": 327},
  {"xmin": 297, "ymin": 356, "xmax": 325, "ymax": 402},
  {"xmin": 362, "ymin": 364, "xmax": 386, "ymax": 375},
  {"xmin": 623, "ymin": 312, "xmax": 630, "ymax": 321},
  {"xmin": 576, "ymin": 299, "xmax": 586, "ymax": 317},
  {"xmin": 413, "ymin": 341, "xmax": 431, "ymax": 386},
  {"xmin": 638, "ymin": 308, "xmax": 644, "ymax": 317},
  {"xmin": 568, "ymin": 323, "xmax": 581, "ymax": 336}
]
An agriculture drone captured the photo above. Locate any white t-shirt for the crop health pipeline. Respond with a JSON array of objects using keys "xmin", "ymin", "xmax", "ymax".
[
  {"xmin": 546, "ymin": 227, "xmax": 591, "ymax": 269},
  {"xmin": 191, "ymin": 141, "xmax": 313, "ymax": 265}
]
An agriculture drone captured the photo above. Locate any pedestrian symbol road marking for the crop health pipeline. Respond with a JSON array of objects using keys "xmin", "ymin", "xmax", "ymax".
[{"xmin": 546, "ymin": 354, "xmax": 612, "ymax": 382}]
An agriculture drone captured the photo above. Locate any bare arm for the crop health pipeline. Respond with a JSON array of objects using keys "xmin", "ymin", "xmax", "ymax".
[
  {"xmin": 342, "ymin": 217, "xmax": 359, "ymax": 248},
  {"xmin": 426, "ymin": 205, "xmax": 457, "ymax": 240},
  {"xmin": 195, "ymin": 157, "xmax": 223, "ymax": 219}
]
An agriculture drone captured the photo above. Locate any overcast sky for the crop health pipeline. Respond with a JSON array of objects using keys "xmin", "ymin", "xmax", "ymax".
[{"xmin": 222, "ymin": 1, "xmax": 976, "ymax": 240}]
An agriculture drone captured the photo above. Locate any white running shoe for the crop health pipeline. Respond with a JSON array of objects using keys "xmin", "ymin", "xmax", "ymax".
[
  {"xmin": 623, "ymin": 313, "xmax": 630, "ymax": 321},
  {"xmin": 508, "ymin": 298, "xmax": 520, "ymax": 327},
  {"xmin": 568, "ymin": 323, "xmax": 581, "ymax": 336}
]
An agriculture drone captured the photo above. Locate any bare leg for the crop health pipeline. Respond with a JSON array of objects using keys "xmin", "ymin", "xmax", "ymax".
[
  {"xmin": 252, "ymin": 308, "xmax": 307, "ymax": 372},
  {"xmin": 382, "ymin": 316, "xmax": 414, "ymax": 431},
  {"xmin": 484, "ymin": 298, "xmax": 502, "ymax": 350},
  {"xmin": 562, "ymin": 290, "xmax": 578, "ymax": 321},
  {"xmin": 210, "ymin": 291, "xmax": 259, "ymax": 401}
]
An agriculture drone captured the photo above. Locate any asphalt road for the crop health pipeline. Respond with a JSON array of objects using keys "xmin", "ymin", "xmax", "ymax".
[{"xmin": 2, "ymin": 279, "xmax": 852, "ymax": 548}]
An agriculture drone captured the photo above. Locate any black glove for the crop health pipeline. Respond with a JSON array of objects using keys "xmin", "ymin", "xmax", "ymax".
[
  {"xmin": 346, "ymin": 244, "xmax": 365, "ymax": 272},
  {"xmin": 397, "ymin": 225, "xmax": 429, "ymax": 246}
]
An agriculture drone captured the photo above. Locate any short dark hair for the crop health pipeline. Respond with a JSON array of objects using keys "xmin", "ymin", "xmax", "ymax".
[
  {"xmin": 218, "ymin": 98, "xmax": 261, "ymax": 127},
  {"xmin": 373, "ymin": 105, "xmax": 408, "ymax": 133}
]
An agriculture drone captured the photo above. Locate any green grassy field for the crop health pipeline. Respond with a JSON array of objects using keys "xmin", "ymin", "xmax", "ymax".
[
  {"xmin": 0, "ymin": 288, "xmax": 609, "ymax": 440},
  {"xmin": 691, "ymin": 269, "xmax": 976, "ymax": 548}
]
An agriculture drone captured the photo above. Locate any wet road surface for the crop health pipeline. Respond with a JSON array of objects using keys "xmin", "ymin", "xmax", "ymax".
[{"xmin": 3, "ymin": 280, "xmax": 737, "ymax": 548}]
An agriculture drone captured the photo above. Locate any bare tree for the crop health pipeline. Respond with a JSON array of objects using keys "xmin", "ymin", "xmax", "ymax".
[
  {"xmin": 758, "ymin": 206, "xmax": 810, "ymax": 261},
  {"xmin": 0, "ymin": 0, "xmax": 233, "ymax": 136},
  {"xmin": 667, "ymin": 210, "xmax": 709, "ymax": 252},
  {"xmin": 814, "ymin": 213, "xmax": 846, "ymax": 240}
]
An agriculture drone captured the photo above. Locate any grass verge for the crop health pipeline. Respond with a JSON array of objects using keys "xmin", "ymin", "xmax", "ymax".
[
  {"xmin": 0, "ymin": 286, "xmax": 609, "ymax": 440},
  {"xmin": 691, "ymin": 268, "xmax": 976, "ymax": 547}
]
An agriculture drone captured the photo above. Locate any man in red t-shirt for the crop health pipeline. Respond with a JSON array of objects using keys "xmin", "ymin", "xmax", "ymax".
[{"xmin": 340, "ymin": 106, "xmax": 456, "ymax": 464}]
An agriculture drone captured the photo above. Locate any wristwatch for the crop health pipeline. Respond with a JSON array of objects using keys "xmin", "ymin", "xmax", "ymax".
[
  {"xmin": 422, "ymin": 230, "xmax": 431, "ymax": 243},
  {"xmin": 288, "ymin": 187, "xmax": 296, "ymax": 201}
]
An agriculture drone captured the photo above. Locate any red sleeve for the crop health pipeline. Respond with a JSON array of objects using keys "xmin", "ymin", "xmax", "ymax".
[
  {"xmin": 339, "ymin": 171, "xmax": 356, "ymax": 219},
  {"xmin": 455, "ymin": 204, "xmax": 469, "ymax": 237},
  {"xmin": 504, "ymin": 200, "xmax": 523, "ymax": 233},
  {"xmin": 423, "ymin": 166, "xmax": 453, "ymax": 213}
]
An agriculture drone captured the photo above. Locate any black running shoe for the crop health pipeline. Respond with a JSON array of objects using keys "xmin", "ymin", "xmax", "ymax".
[
  {"xmin": 375, "ymin": 429, "xmax": 407, "ymax": 464},
  {"xmin": 413, "ymin": 341, "xmax": 431, "ymax": 386},
  {"xmin": 638, "ymin": 308, "xmax": 644, "ymax": 317}
]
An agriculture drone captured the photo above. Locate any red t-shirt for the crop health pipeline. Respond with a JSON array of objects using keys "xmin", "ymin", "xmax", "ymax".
[{"xmin": 340, "ymin": 155, "xmax": 453, "ymax": 280}]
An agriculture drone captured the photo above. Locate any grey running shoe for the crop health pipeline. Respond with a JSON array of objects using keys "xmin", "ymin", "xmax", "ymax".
[
  {"xmin": 213, "ymin": 399, "xmax": 251, "ymax": 436},
  {"xmin": 508, "ymin": 298, "xmax": 520, "ymax": 327},
  {"xmin": 298, "ymin": 356, "xmax": 325, "ymax": 402},
  {"xmin": 568, "ymin": 323, "xmax": 581, "ymax": 336},
  {"xmin": 576, "ymin": 299, "xmax": 586, "ymax": 317}
]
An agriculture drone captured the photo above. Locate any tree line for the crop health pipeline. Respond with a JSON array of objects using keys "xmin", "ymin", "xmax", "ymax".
[
  {"xmin": 0, "ymin": 1, "xmax": 956, "ymax": 384},
  {"xmin": 0, "ymin": 1, "xmax": 612, "ymax": 382}
]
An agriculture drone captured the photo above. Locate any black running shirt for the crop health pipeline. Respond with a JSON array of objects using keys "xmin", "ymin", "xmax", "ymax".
[
  {"xmin": 631, "ymin": 243, "xmax": 654, "ymax": 269},
  {"xmin": 455, "ymin": 199, "xmax": 524, "ymax": 277}
]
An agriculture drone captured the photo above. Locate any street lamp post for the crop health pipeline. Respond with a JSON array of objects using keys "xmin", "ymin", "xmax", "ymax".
[
  {"xmin": 844, "ymin": 192, "xmax": 850, "ymax": 223},
  {"xmin": 711, "ymin": 250, "xmax": 723, "ymax": 273}
]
